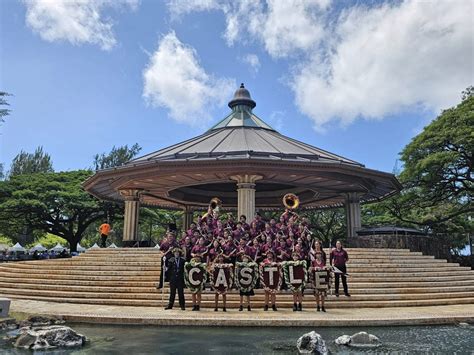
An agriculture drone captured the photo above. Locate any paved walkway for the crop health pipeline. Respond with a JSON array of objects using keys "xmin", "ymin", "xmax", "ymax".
[{"xmin": 9, "ymin": 300, "xmax": 474, "ymax": 327}]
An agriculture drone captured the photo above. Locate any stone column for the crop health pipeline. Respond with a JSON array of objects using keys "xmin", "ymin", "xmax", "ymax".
[
  {"xmin": 182, "ymin": 206, "xmax": 194, "ymax": 231},
  {"xmin": 345, "ymin": 192, "xmax": 361, "ymax": 238},
  {"xmin": 231, "ymin": 175, "xmax": 262, "ymax": 221},
  {"xmin": 120, "ymin": 189, "xmax": 142, "ymax": 243}
]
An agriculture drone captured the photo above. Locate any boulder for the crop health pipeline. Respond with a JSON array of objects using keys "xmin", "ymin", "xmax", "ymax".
[
  {"xmin": 18, "ymin": 315, "xmax": 65, "ymax": 328},
  {"xmin": 13, "ymin": 325, "xmax": 86, "ymax": 350},
  {"xmin": 296, "ymin": 331, "xmax": 328, "ymax": 354},
  {"xmin": 458, "ymin": 322, "xmax": 471, "ymax": 328},
  {"xmin": 335, "ymin": 331, "xmax": 381, "ymax": 348},
  {"xmin": 334, "ymin": 334, "xmax": 351, "ymax": 345}
]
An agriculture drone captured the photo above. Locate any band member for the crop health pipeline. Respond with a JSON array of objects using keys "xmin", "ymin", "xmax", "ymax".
[
  {"xmin": 98, "ymin": 221, "xmax": 111, "ymax": 248},
  {"xmin": 311, "ymin": 240, "xmax": 326, "ymax": 264},
  {"xmin": 164, "ymin": 248, "xmax": 186, "ymax": 310},
  {"xmin": 261, "ymin": 250, "xmax": 279, "ymax": 311},
  {"xmin": 207, "ymin": 239, "xmax": 222, "ymax": 263},
  {"xmin": 312, "ymin": 252, "xmax": 328, "ymax": 312},
  {"xmin": 189, "ymin": 255, "xmax": 205, "ymax": 311},
  {"xmin": 212, "ymin": 254, "xmax": 231, "ymax": 312},
  {"xmin": 239, "ymin": 215, "xmax": 250, "ymax": 231},
  {"xmin": 330, "ymin": 240, "xmax": 350, "ymax": 297},
  {"xmin": 289, "ymin": 252, "xmax": 306, "ymax": 311},
  {"xmin": 191, "ymin": 237, "xmax": 208, "ymax": 259},
  {"xmin": 237, "ymin": 254, "xmax": 255, "ymax": 311}
]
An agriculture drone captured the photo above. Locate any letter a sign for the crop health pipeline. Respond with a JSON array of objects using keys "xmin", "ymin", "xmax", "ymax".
[{"xmin": 211, "ymin": 264, "xmax": 234, "ymax": 294}]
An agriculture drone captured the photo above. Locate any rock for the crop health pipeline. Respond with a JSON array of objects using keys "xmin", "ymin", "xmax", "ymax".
[
  {"xmin": 13, "ymin": 325, "xmax": 86, "ymax": 350},
  {"xmin": 334, "ymin": 334, "xmax": 351, "ymax": 345},
  {"xmin": 296, "ymin": 331, "xmax": 328, "ymax": 355},
  {"xmin": 458, "ymin": 322, "xmax": 470, "ymax": 328},
  {"xmin": 335, "ymin": 331, "xmax": 381, "ymax": 348},
  {"xmin": 18, "ymin": 315, "xmax": 65, "ymax": 328},
  {"xmin": 0, "ymin": 318, "xmax": 18, "ymax": 330}
]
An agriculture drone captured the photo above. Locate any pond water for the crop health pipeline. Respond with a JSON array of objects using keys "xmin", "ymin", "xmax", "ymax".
[{"xmin": 1, "ymin": 323, "xmax": 473, "ymax": 354}]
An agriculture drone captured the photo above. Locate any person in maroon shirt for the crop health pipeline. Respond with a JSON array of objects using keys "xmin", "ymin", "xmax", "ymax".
[
  {"xmin": 330, "ymin": 240, "xmax": 350, "ymax": 297},
  {"xmin": 191, "ymin": 238, "xmax": 208, "ymax": 259},
  {"xmin": 239, "ymin": 215, "xmax": 250, "ymax": 231},
  {"xmin": 207, "ymin": 239, "xmax": 222, "ymax": 263}
]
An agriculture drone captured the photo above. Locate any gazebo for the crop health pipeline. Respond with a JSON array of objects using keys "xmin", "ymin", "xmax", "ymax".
[{"xmin": 83, "ymin": 84, "xmax": 401, "ymax": 245}]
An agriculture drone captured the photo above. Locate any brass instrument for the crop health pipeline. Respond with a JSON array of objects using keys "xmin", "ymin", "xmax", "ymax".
[
  {"xmin": 202, "ymin": 197, "xmax": 222, "ymax": 220},
  {"xmin": 283, "ymin": 193, "xmax": 299, "ymax": 210}
]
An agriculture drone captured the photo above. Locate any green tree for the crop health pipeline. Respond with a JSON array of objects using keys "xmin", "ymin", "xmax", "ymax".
[
  {"xmin": 0, "ymin": 170, "xmax": 122, "ymax": 252},
  {"xmin": 9, "ymin": 146, "xmax": 53, "ymax": 177},
  {"xmin": 93, "ymin": 143, "xmax": 141, "ymax": 170},
  {"xmin": 0, "ymin": 91, "xmax": 11, "ymax": 124}
]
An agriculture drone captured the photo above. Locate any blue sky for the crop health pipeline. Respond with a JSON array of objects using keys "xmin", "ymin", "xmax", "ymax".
[{"xmin": 1, "ymin": 0, "xmax": 472, "ymax": 174}]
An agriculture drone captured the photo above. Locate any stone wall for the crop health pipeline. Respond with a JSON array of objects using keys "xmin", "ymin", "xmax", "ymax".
[{"xmin": 348, "ymin": 234, "xmax": 452, "ymax": 260}]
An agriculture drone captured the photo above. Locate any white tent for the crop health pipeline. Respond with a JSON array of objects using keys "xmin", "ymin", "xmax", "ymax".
[
  {"xmin": 29, "ymin": 244, "xmax": 47, "ymax": 253},
  {"xmin": 154, "ymin": 244, "xmax": 160, "ymax": 250},
  {"xmin": 88, "ymin": 243, "xmax": 100, "ymax": 250},
  {"xmin": 8, "ymin": 243, "xmax": 26, "ymax": 253},
  {"xmin": 108, "ymin": 243, "xmax": 118, "ymax": 249},
  {"xmin": 76, "ymin": 244, "xmax": 86, "ymax": 253},
  {"xmin": 50, "ymin": 243, "xmax": 66, "ymax": 252}
]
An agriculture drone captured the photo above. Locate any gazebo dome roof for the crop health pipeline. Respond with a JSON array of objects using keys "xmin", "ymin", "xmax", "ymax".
[{"xmin": 83, "ymin": 84, "xmax": 401, "ymax": 210}]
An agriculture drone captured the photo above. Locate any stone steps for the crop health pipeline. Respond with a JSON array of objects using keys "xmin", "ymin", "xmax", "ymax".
[
  {"xmin": 2, "ymin": 286, "xmax": 473, "ymax": 302},
  {"xmin": 1, "ymin": 248, "xmax": 473, "ymax": 309},
  {"xmin": 3, "ymin": 282, "xmax": 474, "ymax": 295},
  {"xmin": 3, "ymin": 293, "xmax": 474, "ymax": 309},
  {"xmin": 2, "ymin": 276, "xmax": 474, "ymax": 289}
]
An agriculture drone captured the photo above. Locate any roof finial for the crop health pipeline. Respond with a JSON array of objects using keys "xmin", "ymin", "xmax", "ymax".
[{"xmin": 228, "ymin": 83, "xmax": 256, "ymax": 109}]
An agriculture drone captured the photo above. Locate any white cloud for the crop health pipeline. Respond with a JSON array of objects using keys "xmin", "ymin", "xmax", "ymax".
[
  {"xmin": 292, "ymin": 1, "xmax": 474, "ymax": 131},
  {"xmin": 167, "ymin": 0, "xmax": 474, "ymax": 132},
  {"xmin": 168, "ymin": 0, "xmax": 329, "ymax": 58},
  {"xmin": 143, "ymin": 32, "xmax": 235, "ymax": 125},
  {"xmin": 242, "ymin": 53, "xmax": 260, "ymax": 73},
  {"xmin": 23, "ymin": 0, "xmax": 139, "ymax": 50}
]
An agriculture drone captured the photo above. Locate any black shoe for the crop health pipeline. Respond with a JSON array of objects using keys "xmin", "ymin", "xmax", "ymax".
[
  {"xmin": 322, "ymin": 307, "xmax": 326, "ymax": 312},
  {"xmin": 164, "ymin": 305, "xmax": 173, "ymax": 310},
  {"xmin": 180, "ymin": 306, "xmax": 185, "ymax": 311},
  {"xmin": 214, "ymin": 307, "xmax": 218, "ymax": 312},
  {"xmin": 247, "ymin": 306, "xmax": 251, "ymax": 312},
  {"xmin": 335, "ymin": 293, "xmax": 339, "ymax": 297},
  {"xmin": 345, "ymin": 292, "xmax": 351, "ymax": 297},
  {"xmin": 192, "ymin": 305, "xmax": 197, "ymax": 311},
  {"xmin": 197, "ymin": 305, "xmax": 200, "ymax": 311},
  {"xmin": 223, "ymin": 307, "xmax": 227, "ymax": 312},
  {"xmin": 272, "ymin": 304, "xmax": 277, "ymax": 311},
  {"xmin": 317, "ymin": 306, "xmax": 320, "ymax": 312},
  {"xmin": 239, "ymin": 305, "xmax": 243, "ymax": 311},
  {"xmin": 293, "ymin": 303, "xmax": 297, "ymax": 312},
  {"xmin": 298, "ymin": 303, "xmax": 302, "ymax": 311},
  {"xmin": 264, "ymin": 305, "xmax": 269, "ymax": 311}
]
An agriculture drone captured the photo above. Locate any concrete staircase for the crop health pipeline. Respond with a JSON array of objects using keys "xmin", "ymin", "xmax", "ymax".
[{"xmin": 1, "ymin": 248, "xmax": 473, "ymax": 309}]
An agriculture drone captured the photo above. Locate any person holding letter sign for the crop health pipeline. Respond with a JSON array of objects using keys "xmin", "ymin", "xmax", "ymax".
[
  {"xmin": 210, "ymin": 254, "xmax": 233, "ymax": 312},
  {"xmin": 283, "ymin": 252, "xmax": 307, "ymax": 311},
  {"xmin": 311, "ymin": 252, "xmax": 330, "ymax": 312},
  {"xmin": 235, "ymin": 254, "xmax": 259, "ymax": 311},
  {"xmin": 260, "ymin": 250, "xmax": 282, "ymax": 311},
  {"xmin": 184, "ymin": 255, "xmax": 207, "ymax": 311}
]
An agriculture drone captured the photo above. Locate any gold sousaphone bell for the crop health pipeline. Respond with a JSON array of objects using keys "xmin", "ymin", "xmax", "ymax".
[
  {"xmin": 202, "ymin": 197, "xmax": 222, "ymax": 219},
  {"xmin": 283, "ymin": 193, "xmax": 299, "ymax": 210}
]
